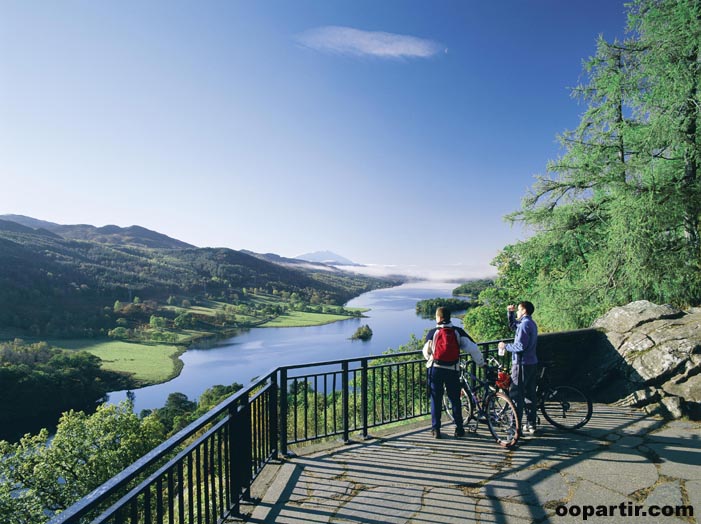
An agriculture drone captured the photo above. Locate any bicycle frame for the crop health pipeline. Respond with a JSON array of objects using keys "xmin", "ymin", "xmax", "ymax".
[
  {"xmin": 458, "ymin": 366, "xmax": 492, "ymax": 423},
  {"xmin": 444, "ymin": 359, "xmax": 520, "ymax": 447}
]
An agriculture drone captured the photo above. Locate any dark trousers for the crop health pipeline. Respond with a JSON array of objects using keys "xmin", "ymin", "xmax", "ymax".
[
  {"xmin": 428, "ymin": 366, "xmax": 463, "ymax": 431},
  {"xmin": 509, "ymin": 362, "xmax": 538, "ymax": 428}
]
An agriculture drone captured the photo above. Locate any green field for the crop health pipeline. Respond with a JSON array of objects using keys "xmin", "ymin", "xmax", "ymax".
[
  {"xmin": 50, "ymin": 339, "xmax": 182, "ymax": 385},
  {"xmin": 260, "ymin": 310, "xmax": 357, "ymax": 327},
  {"xmin": 41, "ymin": 304, "xmax": 370, "ymax": 387}
]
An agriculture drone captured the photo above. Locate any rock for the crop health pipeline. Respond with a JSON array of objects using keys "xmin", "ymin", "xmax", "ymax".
[
  {"xmin": 590, "ymin": 301, "xmax": 701, "ymax": 419},
  {"xmin": 614, "ymin": 387, "xmax": 660, "ymax": 408},
  {"xmin": 660, "ymin": 396, "xmax": 684, "ymax": 418},
  {"xmin": 629, "ymin": 339, "xmax": 691, "ymax": 383},
  {"xmin": 661, "ymin": 374, "xmax": 701, "ymax": 403},
  {"xmin": 592, "ymin": 301, "xmax": 682, "ymax": 333}
]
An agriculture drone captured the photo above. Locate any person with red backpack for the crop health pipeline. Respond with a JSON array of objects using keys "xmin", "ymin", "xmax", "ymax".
[{"xmin": 423, "ymin": 306, "xmax": 484, "ymax": 439}]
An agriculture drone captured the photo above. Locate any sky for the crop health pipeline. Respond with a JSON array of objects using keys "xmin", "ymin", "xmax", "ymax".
[{"xmin": 0, "ymin": 1, "xmax": 629, "ymax": 280}]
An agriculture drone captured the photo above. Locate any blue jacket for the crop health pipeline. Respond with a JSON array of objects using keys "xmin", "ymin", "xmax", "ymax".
[{"xmin": 505, "ymin": 312, "xmax": 538, "ymax": 366}]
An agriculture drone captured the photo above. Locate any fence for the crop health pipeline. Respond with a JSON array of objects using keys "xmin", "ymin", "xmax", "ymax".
[{"xmin": 49, "ymin": 341, "xmax": 504, "ymax": 524}]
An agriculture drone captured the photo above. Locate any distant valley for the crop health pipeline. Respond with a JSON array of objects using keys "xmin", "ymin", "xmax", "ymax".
[
  {"xmin": 0, "ymin": 214, "xmax": 400, "ymax": 440},
  {"xmin": 0, "ymin": 214, "xmax": 396, "ymax": 339}
]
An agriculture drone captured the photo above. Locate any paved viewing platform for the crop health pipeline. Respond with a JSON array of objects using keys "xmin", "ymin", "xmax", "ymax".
[{"xmin": 236, "ymin": 405, "xmax": 699, "ymax": 524}]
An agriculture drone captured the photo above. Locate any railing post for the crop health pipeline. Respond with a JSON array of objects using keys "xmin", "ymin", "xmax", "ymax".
[
  {"xmin": 279, "ymin": 367, "xmax": 289, "ymax": 457},
  {"xmin": 238, "ymin": 401, "xmax": 253, "ymax": 501},
  {"xmin": 269, "ymin": 372, "xmax": 279, "ymax": 457},
  {"xmin": 342, "ymin": 361, "xmax": 350, "ymax": 443},
  {"xmin": 228, "ymin": 398, "xmax": 253, "ymax": 517},
  {"xmin": 228, "ymin": 401, "xmax": 241, "ymax": 516},
  {"xmin": 361, "ymin": 358, "xmax": 369, "ymax": 440}
]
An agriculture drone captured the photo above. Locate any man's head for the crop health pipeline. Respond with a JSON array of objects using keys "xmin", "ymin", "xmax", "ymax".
[
  {"xmin": 435, "ymin": 307, "xmax": 450, "ymax": 323},
  {"xmin": 517, "ymin": 301, "xmax": 535, "ymax": 319}
]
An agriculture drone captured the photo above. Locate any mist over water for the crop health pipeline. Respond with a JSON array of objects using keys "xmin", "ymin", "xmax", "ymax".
[
  {"xmin": 107, "ymin": 280, "xmax": 464, "ymax": 413},
  {"xmin": 335, "ymin": 263, "xmax": 495, "ymax": 282}
]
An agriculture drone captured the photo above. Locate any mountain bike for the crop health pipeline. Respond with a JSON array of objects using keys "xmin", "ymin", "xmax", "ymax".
[
  {"xmin": 443, "ymin": 358, "xmax": 519, "ymax": 448},
  {"xmin": 535, "ymin": 361, "xmax": 593, "ymax": 430}
]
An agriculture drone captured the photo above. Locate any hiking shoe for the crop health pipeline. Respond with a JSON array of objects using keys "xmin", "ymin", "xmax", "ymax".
[
  {"xmin": 431, "ymin": 429, "xmax": 441, "ymax": 439},
  {"xmin": 454, "ymin": 427, "xmax": 465, "ymax": 437}
]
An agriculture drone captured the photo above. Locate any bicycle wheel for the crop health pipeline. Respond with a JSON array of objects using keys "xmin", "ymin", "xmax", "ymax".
[
  {"xmin": 486, "ymin": 392, "xmax": 519, "ymax": 448},
  {"xmin": 540, "ymin": 385, "xmax": 593, "ymax": 430},
  {"xmin": 443, "ymin": 386, "xmax": 475, "ymax": 428}
]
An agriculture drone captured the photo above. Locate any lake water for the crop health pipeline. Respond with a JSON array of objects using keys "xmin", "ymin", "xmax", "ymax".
[{"xmin": 107, "ymin": 281, "xmax": 463, "ymax": 413}]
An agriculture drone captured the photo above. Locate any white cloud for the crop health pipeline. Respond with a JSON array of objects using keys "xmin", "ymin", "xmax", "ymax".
[{"xmin": 295, "ymin": 26, "xmax": 442, "ymax": 59}]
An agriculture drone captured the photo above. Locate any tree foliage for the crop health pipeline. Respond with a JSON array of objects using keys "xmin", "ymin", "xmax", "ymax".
[
  {"xmin": 415, "ymin": 298, "xmax": 473, "ymax": 318},
  {"xmin": 452, "ymin": 279, "xmax": 494, "ymax": 298},
  {"xmin": 0, "ymin": 339, "xmax": 127, "ymax": 441},
  {"xmin": 0, "ymin": 402, "xmax": 165, "ymax": 524},
  {"xmin": 473, "ymin": 0, "xmax": 701, "ymax": 331},
  {"xmin": 350, "ymin": 324, "xmax": 373, "ymax": 341},
  {"xmin": 0, "ymin": 378, "xmax": 245, "ymax": 524}
]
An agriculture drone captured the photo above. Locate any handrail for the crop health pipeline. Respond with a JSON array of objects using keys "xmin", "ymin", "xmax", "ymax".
[{"xmin": 49, "ymin": 341, "xmax": 508, "ymax": 523}]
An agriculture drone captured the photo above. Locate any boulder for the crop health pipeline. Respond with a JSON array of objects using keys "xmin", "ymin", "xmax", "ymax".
[
  {"xmin": 591, "ymin": 301, "xmax": 683, "ymax": 333},
  {"xmin": 591, "ymin": 301, "xmax": 701, "ymax": 420}
]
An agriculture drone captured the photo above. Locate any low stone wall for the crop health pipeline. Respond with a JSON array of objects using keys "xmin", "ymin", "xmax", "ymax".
[{"xmin": 534, "ymin": 328, "xmax": 610, "ymax": 397}]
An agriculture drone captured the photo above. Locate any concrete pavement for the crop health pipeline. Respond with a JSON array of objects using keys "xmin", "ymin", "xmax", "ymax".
[{"xmin": 236, "ymin": 405, "xmax": 700, "ymax": 523}]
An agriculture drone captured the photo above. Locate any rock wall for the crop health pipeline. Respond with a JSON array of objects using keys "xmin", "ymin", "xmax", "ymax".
[
  {"xmin": 537, "ymin": 300, "xmax": 701, "ymax": 419},
  {"xmin": 590, "ymin": 300, "xmax": 701, "ymax": 419}
]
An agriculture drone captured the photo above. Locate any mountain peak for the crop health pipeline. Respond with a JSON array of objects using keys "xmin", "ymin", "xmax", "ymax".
[{"xmin": 294, "ymin": 250, "xmax": 357, "ymax": 265}]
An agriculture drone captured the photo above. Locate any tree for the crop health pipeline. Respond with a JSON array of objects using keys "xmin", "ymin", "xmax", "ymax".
[
  {"xmin": 153, "ymin": 392, "xmax": 197, "ymax": 433},
  {"xmin": 350, "ymin": 324, "xmax": 373, "ymax": 341},
  {"xmin": 149, "ymin": 315, "xmax": 167, "ymax": 329},
  {"xmin": 173, "ymin": 312, "xmax": 193, "ymax": 329},
  {"xmin": 0, "ymin": 402, "xmax": 164, "ymax": 524},
  {"xmin": 108, "ymin": 326, "xmax": 129, "ymax": 339},
  {"xmin": 488, "ymin": 0, "xmax": 701, "ymax": 330}
]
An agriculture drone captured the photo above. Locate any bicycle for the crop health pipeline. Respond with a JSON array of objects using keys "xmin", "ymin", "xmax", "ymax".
[
  {"xmin": 535, "ymin": 361, "xmax": 593, "ymax": 430},
  {"xmin": 443, "ymin": 358, "xmax": 519, "ymax": 448}
]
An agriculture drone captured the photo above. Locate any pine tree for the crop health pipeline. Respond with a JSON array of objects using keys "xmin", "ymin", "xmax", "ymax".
[{"xmin": 491, "ymin": 0, "xmax": 701, "ymax": 329}]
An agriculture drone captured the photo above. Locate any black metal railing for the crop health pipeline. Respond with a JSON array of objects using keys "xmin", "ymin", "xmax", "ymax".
[{"xmin": 49, "ymin": 341, "xmax": 505, "ymax": 524}]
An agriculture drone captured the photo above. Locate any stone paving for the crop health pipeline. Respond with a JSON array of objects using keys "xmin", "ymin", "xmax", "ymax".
[{"xmin": 238, "ymin": 405, "xmax": 700, "ymax": 523}]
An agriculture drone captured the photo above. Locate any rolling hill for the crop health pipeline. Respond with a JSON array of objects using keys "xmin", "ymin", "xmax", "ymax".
[{"xmin": 0, "ymin": 216, "xmax": 399, "ymax": 337}]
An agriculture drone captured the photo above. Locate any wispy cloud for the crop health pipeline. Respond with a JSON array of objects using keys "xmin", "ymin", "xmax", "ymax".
[{"xmin": 295, "ymin": 26, "xmax": 443, "ymax": 60}]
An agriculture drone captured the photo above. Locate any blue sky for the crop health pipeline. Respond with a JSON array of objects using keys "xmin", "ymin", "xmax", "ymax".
[{"xmin": 1, "ymin": 1, "xmax": 628, "ymax": 279}]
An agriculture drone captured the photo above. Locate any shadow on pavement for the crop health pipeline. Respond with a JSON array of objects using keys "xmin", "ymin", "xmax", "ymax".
[{"xmin": 243, "ymin": 404, "xmax": 700, "ymax": 523}]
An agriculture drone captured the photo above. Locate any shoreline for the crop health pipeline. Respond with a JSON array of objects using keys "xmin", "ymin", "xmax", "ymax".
[{"xmin": 50, "ymin": 307, "xmax": 373, "ymax": 390}]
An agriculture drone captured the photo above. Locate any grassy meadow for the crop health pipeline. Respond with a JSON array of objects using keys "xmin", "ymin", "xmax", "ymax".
[
  {"xmin": 45, "ymin": 301, "xmax": 368, "ymax": 387},
  {"xmin": 260, "ymin": 309, "xmax": 365, "ymax": 327},
  {"xmin": 49, "ymin": 339, "xmax": 183, "ymax": 385}
]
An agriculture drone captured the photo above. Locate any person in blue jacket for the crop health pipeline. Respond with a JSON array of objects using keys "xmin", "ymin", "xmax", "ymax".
[{"xmin": 498, "ymin": 301, "xmax": 538, "ymax": 435}]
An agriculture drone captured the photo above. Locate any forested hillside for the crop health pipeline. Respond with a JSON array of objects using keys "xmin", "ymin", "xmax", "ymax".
[
  {"xmin": 464, "ymin": 0, "xmax": 701, "ymax": 339},
  {"xmin": 0, "ymin": 218, "xmax": 396, "ymax": 337}
]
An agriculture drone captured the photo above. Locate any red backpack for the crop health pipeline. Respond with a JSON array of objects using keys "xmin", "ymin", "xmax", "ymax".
[{"xmin": 432, "ymin": 327, "xmax": 460, "ymax": 364}]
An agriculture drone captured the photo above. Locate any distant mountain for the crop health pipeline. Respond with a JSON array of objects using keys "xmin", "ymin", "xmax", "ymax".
[
  {"xmin": 242, "ymin": 250, "xmax": 344, "ymax": 272},
  {"xmin": 0, "ymin": 218, "xmax": 61, "ymax": 239},
  {"xmin": 0, "ymin": 216, "xmax": 397, "ymax": 337},
  {"xmin": 295, "ymin": 250, "xmax": 357, "ymax": 266},
  {"xmin": 0, "ymin": 214, "xmax": 194, "ymax": 249}
]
